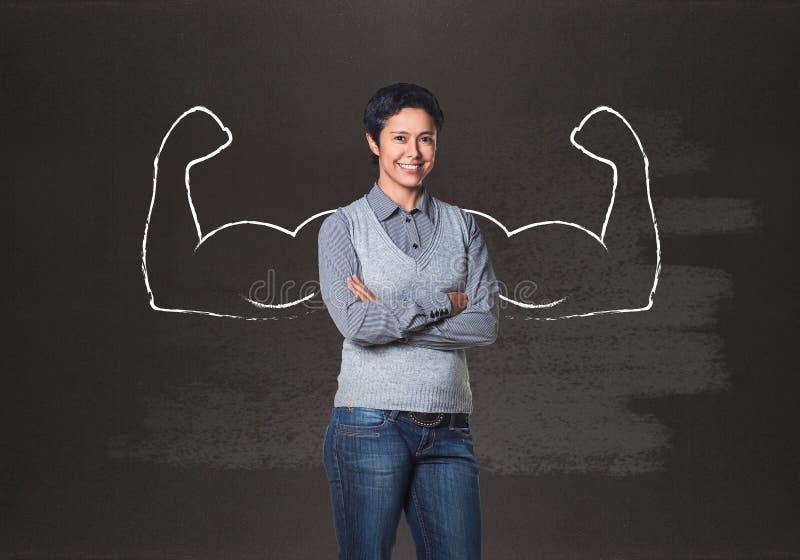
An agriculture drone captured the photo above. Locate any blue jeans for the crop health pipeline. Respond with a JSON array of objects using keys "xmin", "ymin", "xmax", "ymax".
[{"xmin": 322, "ymin": 407, "xmax": 481, "ymax": 559}]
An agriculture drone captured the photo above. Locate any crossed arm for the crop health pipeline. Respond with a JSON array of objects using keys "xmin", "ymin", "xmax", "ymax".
[{"xmin": 317, "ymin": 209, "xmax": 500, "ymax": 350}]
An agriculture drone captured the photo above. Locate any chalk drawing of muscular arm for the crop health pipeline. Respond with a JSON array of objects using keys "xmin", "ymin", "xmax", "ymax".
[
  {"xmin": 475, "ymin": 106, "xmax": 661, "ymax": 319},
  {"xmin": 142, "ymin": 106, "xmax": 659, "ymax": 320}
]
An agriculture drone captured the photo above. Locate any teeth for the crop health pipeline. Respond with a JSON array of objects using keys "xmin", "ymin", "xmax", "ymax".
[{"xmin": 399, "ymin": 163, "xmax": 421, "ymax": 169}]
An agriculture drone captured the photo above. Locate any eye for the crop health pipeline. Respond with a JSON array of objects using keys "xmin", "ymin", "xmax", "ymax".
[
  {"xmin": 420, "ymin": 136, "xmax": 433, "ymax": 143},
  {"xmin": 394, "ymin": 135, "xmax": 405, "ymax": 141}
]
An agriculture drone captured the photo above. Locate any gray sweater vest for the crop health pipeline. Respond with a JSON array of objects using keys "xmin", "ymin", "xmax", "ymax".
[{"xmin": 332, "ymin": 194, "xmax": 473, "ymax": 413}]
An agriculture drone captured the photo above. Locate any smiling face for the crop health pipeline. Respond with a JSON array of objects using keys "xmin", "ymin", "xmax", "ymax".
[{"xmin": 365, "ymin": 107, "xmax": 437, "ymax": 193}]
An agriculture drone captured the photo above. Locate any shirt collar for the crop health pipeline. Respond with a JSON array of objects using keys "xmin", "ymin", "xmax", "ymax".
[{"xmin": 367, "ymin": 181, "xmax": 433, "ymax": 222}]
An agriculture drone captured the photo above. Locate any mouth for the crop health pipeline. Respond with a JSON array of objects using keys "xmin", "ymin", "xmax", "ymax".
[{"xmin": 397, "ymin": 162, "xmax": 424, "ymax": 172}]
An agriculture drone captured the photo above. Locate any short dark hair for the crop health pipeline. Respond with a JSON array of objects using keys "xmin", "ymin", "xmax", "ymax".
[{"xmin": 363, "ymin": 83, "xmax": 445, "ymax": 165}]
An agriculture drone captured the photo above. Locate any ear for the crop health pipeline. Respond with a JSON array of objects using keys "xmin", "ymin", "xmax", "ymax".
[{"xmin": 365, "ymin": 132, "xmax": 380, "ymax": 157}]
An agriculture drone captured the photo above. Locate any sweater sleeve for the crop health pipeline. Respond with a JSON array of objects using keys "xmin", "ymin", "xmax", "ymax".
[
  {"xmin": 318, "ymin": 211, "xmax": 452, "ymax": 346},
  {"xmin": 402, "ymin": 210, "xmax": 500, "ymax": 350}
]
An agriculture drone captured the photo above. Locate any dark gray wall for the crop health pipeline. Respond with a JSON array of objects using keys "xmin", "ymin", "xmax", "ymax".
[{"xmin": 3, "ymin": 2, "xmax": 798, "ymax": 558}]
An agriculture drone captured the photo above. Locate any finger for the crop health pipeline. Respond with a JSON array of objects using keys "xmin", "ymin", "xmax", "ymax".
[
  {"xmin": 348, "ymin": 276, "xmax": 369, "ymax": 301},
  {"xmin": 357, "ymin": 283, "xmax": 377, "ymax": 301},
  {"xmin": 346, "ymin": 276, "xmax": 358, "ymax": 296},
  {"xmin": 350, "ymin": 275, "xmax": 377, "ymax": 301},
  {"xmin": 346, "ymin": 277, "xmax": 364, "ymax": 301}
]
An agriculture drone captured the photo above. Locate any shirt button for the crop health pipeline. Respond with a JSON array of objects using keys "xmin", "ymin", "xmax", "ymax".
[
  {"xmin": 412, "ymin": 243, "xmax": 418, "ymax": 249},
  {"xmin": 405, "ymin": 217, "xmax": 411, "ymax": 223}
]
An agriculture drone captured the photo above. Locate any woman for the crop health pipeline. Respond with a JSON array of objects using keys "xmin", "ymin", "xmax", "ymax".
[{"xmin": 318, "ymin": 82, "xmax": 500, "ymax": 559}]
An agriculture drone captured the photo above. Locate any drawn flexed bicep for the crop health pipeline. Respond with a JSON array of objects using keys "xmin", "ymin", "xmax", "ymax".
[
  {"xmin": 142, "ymin": 107, "xmax": 329, "ymax": 319},
  {"xmin": 478, "ymin": 107, "xmax": 660, "ymax": 319}
]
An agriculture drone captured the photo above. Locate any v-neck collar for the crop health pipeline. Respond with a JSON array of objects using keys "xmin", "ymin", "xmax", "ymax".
[{"xmin": 359, "ymin": 195, "xmax": 443, "ymax": 270}]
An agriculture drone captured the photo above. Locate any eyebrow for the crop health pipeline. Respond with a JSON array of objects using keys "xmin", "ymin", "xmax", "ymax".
[{"xmin": 389, "ymin": 130, "xmax": 435, "ymax": 135}]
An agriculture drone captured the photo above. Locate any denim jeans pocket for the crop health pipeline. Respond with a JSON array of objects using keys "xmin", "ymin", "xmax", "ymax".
[{"xmin": 335, "ymin": 407, "xmax": 388, "ymax": 436}]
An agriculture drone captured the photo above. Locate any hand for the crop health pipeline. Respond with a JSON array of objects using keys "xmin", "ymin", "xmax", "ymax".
[
  {"xmin": 347, "ymin": 274, "xmax": 377, "ymax": 302},
  {"xmin": 446, "ymin": 291, "xmax": 468, "ymax": 317}
]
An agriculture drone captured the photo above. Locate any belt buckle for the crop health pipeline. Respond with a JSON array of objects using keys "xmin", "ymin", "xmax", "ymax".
[{"xmin": 408, "ymin": 411, "xmax": 445, "ymax": 428}]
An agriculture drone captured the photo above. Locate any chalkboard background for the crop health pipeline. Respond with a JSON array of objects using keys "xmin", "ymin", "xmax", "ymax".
[{"xmin": 3, "ymin": 2, "xmax": 798, "ymax": 558}]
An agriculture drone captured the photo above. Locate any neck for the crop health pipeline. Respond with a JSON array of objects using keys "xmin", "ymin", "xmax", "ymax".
[{"xmin": 376, "ymin": 181, "xmax": 422, "ymax": 212}]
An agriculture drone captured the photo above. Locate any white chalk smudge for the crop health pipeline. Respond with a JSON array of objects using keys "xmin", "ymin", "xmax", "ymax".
[
  {"xmin": 110, "ymin": 265, "xmax": 733, "ymax": 475},
  {"xmin": 657, "ymin": 198, "xmax": 761, "ymax": 235}
]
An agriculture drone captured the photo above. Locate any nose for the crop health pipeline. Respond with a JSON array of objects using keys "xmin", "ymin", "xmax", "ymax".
[{"xmin": 406, "ymin": 139, "xmax": 421, "ymax": 159}]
